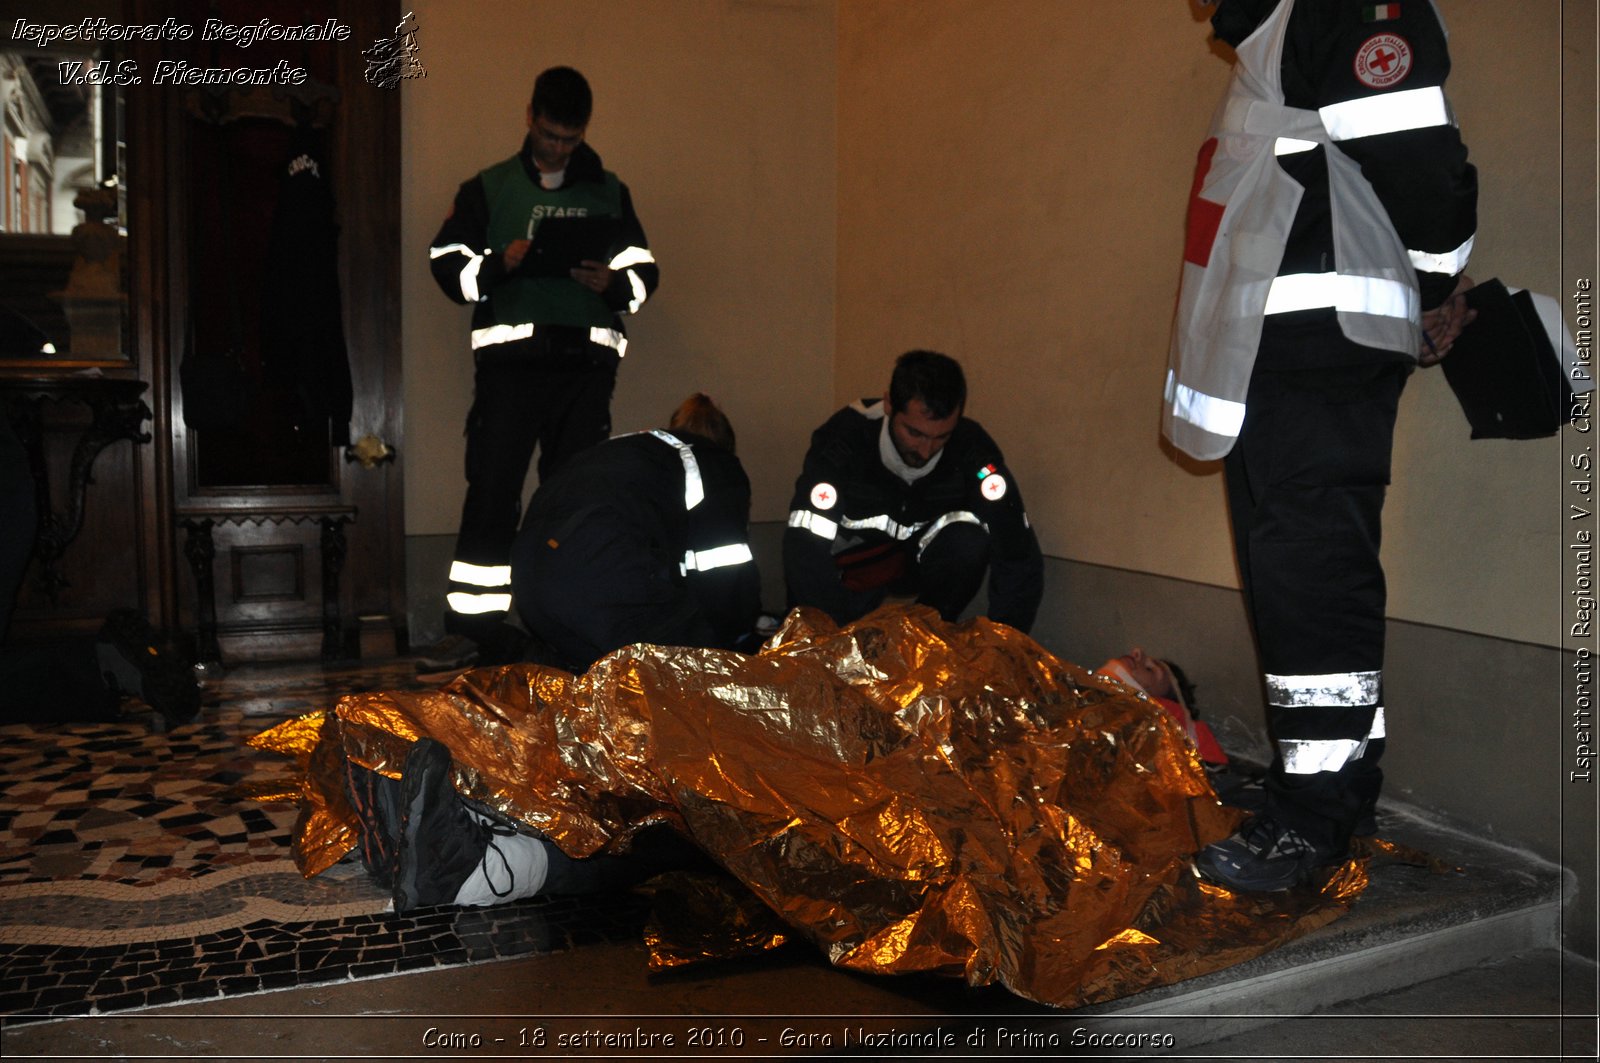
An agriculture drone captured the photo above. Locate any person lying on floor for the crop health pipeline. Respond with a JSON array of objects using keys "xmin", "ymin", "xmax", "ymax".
[
  {"xmin": 1096, "ymin": 648, "xmax": 1227, "ymax": 767},
  {"xmin": 368, "ymin": 653, "xmax": 1226, "ymax": 916},
  {"xmin": 349, "ymin": 737, "xmax": 711, "ymax": 913},
  {"xmin": 354, "ymin": 393, "xmax": 758, "ymax": 911}
]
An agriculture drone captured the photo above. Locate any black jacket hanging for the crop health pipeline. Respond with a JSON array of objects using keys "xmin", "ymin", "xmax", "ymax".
[{"xmin": 259, "ymin": 123, "xmax": 355, "ymax": 447}]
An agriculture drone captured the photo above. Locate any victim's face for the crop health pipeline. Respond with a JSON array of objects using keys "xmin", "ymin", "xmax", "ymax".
[{"xmin": 1108, "ymin": 647, "xmax": 1174, "ymax": 699}]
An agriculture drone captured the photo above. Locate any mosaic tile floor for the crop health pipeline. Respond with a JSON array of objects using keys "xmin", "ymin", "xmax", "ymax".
[{"xmin": 0, "ymin": 659, "xmax": 652, "ymax": 1024}]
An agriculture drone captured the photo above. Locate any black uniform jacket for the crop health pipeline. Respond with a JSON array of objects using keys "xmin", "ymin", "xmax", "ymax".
[
  {"xmin": 428, "ymin": 139, "xmax": 659, "ymax": 332},
  {"xmin": 520, "ymin": 430, "xmax": 760, "ymax": 649},
  {"xmin": 260, "ymin": 124, "xmax": 354, "ymax": 444},
  {"xmin": 1216, "ymin": 0, "xmax": 1477, "ymax": 368},
  {"xmin": 784, "ymin": 400, "xmax": 1043, "ymax": 632}
]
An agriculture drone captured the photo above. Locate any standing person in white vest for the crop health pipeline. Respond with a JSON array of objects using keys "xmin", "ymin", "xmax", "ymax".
[{"xmin": 1165, "ymin": 0, "xmax": 1477, "ymax": 890}]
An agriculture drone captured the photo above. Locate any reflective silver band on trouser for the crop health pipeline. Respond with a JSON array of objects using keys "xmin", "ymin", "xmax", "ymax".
[
  {"xmin": 914, "ymin": 511, "xmax": 986, "ymax": 561},
  {"xmin": 1165, "ymin": 369, "xmax": 1247, "ymax": 439},
  {"xmin": 679, "ymin": 542, "xmax": 755, "ymax": 576},
  {"xmin": 430, "ymin": 242, "xmax": 487, "ymax": 303},
  {"xmin": 648, "ymin": 430, "xmax": 704, "ymax": 509},
  {"xmin": 446, "ymin": 559, "xmax": 513, "ymax": 615},
  {"xmin": 468, "ymin": 323, "xmax": 629, "ymax": 357},
  {"xmin": 1267, "ymin": 671, "xmax": 1385, "ymax": 775}
]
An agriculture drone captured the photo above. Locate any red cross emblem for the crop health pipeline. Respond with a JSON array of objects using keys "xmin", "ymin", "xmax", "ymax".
[
  {"xmin": 1354, "ymin": 33, "xmax": 1412, "ymax": 89},
  {"xmin": 810, "ymin": 482, "xmax": 837, "ymax": 511}
]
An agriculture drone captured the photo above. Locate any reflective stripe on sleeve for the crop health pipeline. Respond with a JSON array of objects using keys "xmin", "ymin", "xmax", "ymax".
[
  {"xmin": 608, "ymin": 246, "xmax": 655, "ymax": 271},
  {"xmin": 1319, "ymin": 86, "xmax": 1452, "ymax": 141},
  {"xmin": 788, "ymin": 509, "xmax": 838, "ymax": 540},
  {"xmin": 431, "ymin": 243, "xmax": 488, "ymax": 303},
  {"xmin": 1265, "ymin": 670, "xmax": 1382, "ymax": 708},
  {"xmin": 915, "ymin": 511, "xmax": 985, "ymax": 559},
  {"xmin": 1263, "ymin": 273, "xmax": 1417, "ymax": 320},
  {"xmin": 1408, "ymin": 233, "xmax": 1475, "ymax": 276},
  {"xmin": 1273, "ymin": 137, "xmax": 1318, "ymax": 155},
  {"xmin": 621, "ymin": 270, "xmax": 648, "ymax": 314},
  {"xmin": 648, "ymin": 430, "xmax": 704, "ymax": 509},
  {"xmin": 681, "ymin": 542, "xmax": 755, "ymax": 574},
  {"xmin": 839, "ymin": 513, "xmax": 922, "ymax": 541},
  {"xmin": 1165, "ymin": 369, "xmax": 1247, "ymax": 438},
  {"xmin": 789, "ymin": 507, "xmax": 933, "ymax": 544},
  {"xmin": 608, "ymin": 246, "xmax": 655, "ymax": 315}
]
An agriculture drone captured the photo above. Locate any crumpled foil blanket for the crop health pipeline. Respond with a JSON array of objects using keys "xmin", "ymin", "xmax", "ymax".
[{"xmin": 252, "ymin": 605, "xmax": 1365, "ymax": 1008}]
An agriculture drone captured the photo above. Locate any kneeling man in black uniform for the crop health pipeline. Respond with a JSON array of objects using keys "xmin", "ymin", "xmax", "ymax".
[
  {"xmin": 784, "ymin": 350, "xmax": 1043, "ymax": 633},
  {"xmin": 368, "ymin": 394, "xmax": 756, "ymax": 914},
  {"xmin": 511, "ymin": 391, "xmax": 762, "ymax": 672}
]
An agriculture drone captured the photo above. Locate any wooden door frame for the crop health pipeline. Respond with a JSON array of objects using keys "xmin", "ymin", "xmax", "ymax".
[{"xmin": 126, "ymin": 0, "xmax": 406, "ymax": 658}]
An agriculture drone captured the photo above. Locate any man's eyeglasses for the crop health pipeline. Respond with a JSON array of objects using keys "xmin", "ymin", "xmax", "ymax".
[{"xmin": 532, "ymin": 120, "xmax": 583, "ymax": 148}]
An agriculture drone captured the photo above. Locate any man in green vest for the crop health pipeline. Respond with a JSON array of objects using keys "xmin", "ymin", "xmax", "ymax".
[{"xmin": 422, "ymin": 66, "xmax": 660, "ymax": 671}]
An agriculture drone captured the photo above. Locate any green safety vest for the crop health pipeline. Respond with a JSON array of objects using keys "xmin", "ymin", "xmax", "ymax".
[{"xmin": 480, "ymin": 156, "xmax": 622, "ymax": 330}]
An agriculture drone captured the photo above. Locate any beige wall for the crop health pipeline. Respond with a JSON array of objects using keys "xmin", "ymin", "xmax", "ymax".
[
  {"xmin": 401, "ymin": 0, "xmax": 838, "ymax": 534},
  {"xmin": 838, "ymin": 0, "xmax": 1579, "ymax": 648},
  {"xmin": 403, "ymin": 1, "xmax": 1586, "ymax": 650}
]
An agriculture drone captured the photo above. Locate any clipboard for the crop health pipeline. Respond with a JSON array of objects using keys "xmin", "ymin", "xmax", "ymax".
[
  {"xmin": 520, "ymin": 216, "xmax": 619, "ymax": 278},
  {"xmin": 1439, "ymin": 278, "xmax": 1577, "ymax": 440}
]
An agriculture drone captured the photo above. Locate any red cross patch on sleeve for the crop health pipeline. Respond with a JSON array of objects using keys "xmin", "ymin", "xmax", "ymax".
[{"xmin": 1354, "ymin": 33, "xmax": 1413, "ymax": 89}]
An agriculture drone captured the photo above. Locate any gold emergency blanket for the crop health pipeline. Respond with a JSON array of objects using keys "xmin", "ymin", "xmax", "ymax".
[{"xmin": 254, "ymin": 605, "xmax": 1366, "ymax": 1008}]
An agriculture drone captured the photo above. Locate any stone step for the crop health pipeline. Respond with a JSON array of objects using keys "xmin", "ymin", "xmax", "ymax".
[{"xmin": 1058, "ymin": 798, "xmax": 1569, "ymax": 1053}]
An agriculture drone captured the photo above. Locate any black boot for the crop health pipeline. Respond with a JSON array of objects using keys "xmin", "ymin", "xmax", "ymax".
[{"xmin": 392, "ymin": 739, "xmax": 490, "ymax": 913}]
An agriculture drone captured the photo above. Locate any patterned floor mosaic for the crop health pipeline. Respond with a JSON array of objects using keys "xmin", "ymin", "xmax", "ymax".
[{"xmin": 0, "ymin": 659, "xmax": 651, "ymax": 1023}]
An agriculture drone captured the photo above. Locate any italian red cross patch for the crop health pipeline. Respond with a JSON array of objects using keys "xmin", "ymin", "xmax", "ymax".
[{"xmin": 1354, "ymin": 33, "xmax": 1413, "ymax": 89}]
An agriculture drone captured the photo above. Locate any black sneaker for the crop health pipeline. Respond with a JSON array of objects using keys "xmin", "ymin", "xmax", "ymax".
[
  {"xmin": 95, "ymin": 610, "xmax": 201, "ymax": 731},
  {"xmin": 392, "ymin": 739, "xmax": 489, "ymax": 913},
  {"xmin": 1193, "ymin": 815, "xmax": 1341, "ymax": 892},
  {"xmin": 345, "ymin": 761, "xmax": 404, "ymax": 889}
]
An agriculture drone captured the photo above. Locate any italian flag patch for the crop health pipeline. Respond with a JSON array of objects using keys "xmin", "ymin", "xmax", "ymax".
[{"xmin": 1363, "ymin": 3, "xmax": 1400, "ymax": 20}]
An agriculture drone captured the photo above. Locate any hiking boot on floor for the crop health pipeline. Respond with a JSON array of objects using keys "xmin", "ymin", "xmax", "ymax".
[
  {"xmin": 393, "ymin": 738, "xmax": 490, "ymax": 913},
  {"xmin": 412, "ymin": 634, "xmax": 479, "ymax": 673},
  {"xmin": 1193, "ymin": 814, "xmax": 1343, "ymax": 892},
  {"xmin": 346, "ymin": 761, "xmax": 405, "ymax": 890},
  {"xmin": 95, "ymin": 609, "xmax": 200, "ymax": 731}
]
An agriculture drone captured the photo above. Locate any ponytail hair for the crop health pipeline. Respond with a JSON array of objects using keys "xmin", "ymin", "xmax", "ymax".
[{"xmin": 668, "ymin": 393, "xmax": 736, "ymax": 454}]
